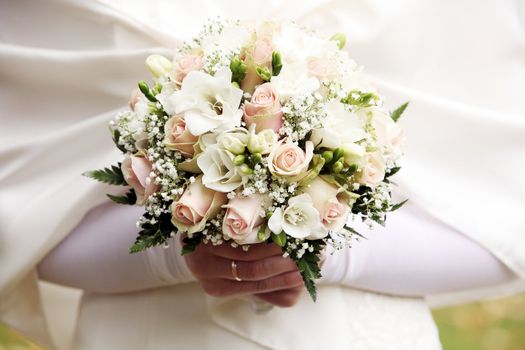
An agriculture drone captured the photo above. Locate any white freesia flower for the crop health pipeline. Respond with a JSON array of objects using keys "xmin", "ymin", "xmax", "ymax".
[
  {"xmin": 197, "ymin": 145, "xmax": 244, "ymax": 192},
  {"xmin": 171, "ymin": 68, "xmax": 243, "ymax": 135},
  {"xmin": 216, "ymin": 128, "xmax": 249, "ymax": 155},
  {"xmin": 268, "ymin": 194, "xmax": 327, "ymax": 240},
  {"xmin": 247, "ymin": 125, "xmax": 277, "ymax": 154},
  {"xmin": 310, "ymin": 100, "xmax": 366, "ymax": 149},
  {"xmin": 270, "ymin": 62, "xmax": 320, "ymax": 99}
]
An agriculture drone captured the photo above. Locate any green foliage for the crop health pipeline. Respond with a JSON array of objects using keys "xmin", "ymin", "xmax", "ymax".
[
  {"xmin": 138, "ymin": 80, "xmax": 158, "ymax": 102},
  {"xmin": 129, "ymin": 212, "xmax": 173, "ymax": 253},
  {"xmin": 271, "ymin": 232, "xmax": 287, "ymax": 247},
  {"xmin": 341, "ymin": 90, "xmax": 379, "ymax": 108},
  {"xmin": 390, "ymin": 102, "xmax": 409, "ymax": 122},
  {"xmin": 230, "ymin": 56, "xmax": 247, "ymax": 85},
  {"xmin": 107, "ymin": 189, "xmax": 136, "ymax": 205},
  {"xmin": 271, "ymin": 51, "xmax": 282, "ymax": 76},
  {"xmin": 295, "ymin": 240, "xmax": 325, "ymax": 302},
  {"xmin": 82, "ymin": 163, "xmax": 127, "ymax": 186},
  {"xmin": 181, "ymin": 234, "xmax": 202, "ymax": 255},
  {"xmin": 111, "ymin": 129, "xmax": 128, "ymax": 153},
  {"xmin": 390, "ymin": 199, "xmax": 408, "ymax": 212}
]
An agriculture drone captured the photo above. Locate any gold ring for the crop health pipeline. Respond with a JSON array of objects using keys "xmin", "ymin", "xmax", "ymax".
[{"xmin": 231, "ymin": 260, "xmax": 242, "ymax": 282}]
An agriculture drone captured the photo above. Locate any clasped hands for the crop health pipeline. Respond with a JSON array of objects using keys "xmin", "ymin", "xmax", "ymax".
[{"xmin": 184, "ymin": 240, "xmax": 305, "ymax": 307}]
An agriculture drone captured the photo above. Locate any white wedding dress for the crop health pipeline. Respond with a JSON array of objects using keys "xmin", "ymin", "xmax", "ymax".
[{"xmin": 1, "ymin": 0, "xmax": 524, "ymax": 349}]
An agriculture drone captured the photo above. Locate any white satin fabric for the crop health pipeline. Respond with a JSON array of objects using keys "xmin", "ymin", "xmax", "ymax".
[{"xmin": 1, "ymin": 0, "xmax": 524, "ymax": 349}]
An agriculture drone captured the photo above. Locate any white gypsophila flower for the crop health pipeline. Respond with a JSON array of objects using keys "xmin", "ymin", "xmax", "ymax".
[
  {"xmin": 200, "ymin": 24, "xmax": 250, "ymax": 56},
  {"xmin": 268, "ymin": 194, "xmax": 327, "ymax": 240},
  {"xmin": 171, "ymin": 67, "xmax": 243, "ymax": 136},
  {"xmin": 280, "ymin": 92, "xmax": 326, "ymax": 141},
  {"xmin": 310, "ymin": 100, "xmax": 367, "ymax": 149},
  {"xmin": 270, "ymin": 61, "xmax": 320, "ymax": 100},
  {"xmin": 197, "ymin": 144, "xmax": 244, "ymax": 192}
]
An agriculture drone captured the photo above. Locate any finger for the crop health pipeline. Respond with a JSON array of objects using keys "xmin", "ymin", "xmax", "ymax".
[
  {"xmin": 200, "ymin": 271, "xmax": 304, "ymax": 298},
  {"xmin": 254, "ymin": 287, "xmax": 304, "ymax": 308},
  {"xmin": 201, "ymin": 242, "xmax": 284, "ymax": 261},
  {"xmin": 188, "ymin": 254, "xmax": 298, "ymax": 281}
]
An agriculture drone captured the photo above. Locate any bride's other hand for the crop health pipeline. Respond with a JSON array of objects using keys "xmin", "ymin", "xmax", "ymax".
[{"xmin": 183, "ymin": 240, "xmax": 304, "ymax": 307}]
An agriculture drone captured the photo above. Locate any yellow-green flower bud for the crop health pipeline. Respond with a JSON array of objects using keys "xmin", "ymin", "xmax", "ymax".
[
  {"xmin": 145, "ymin": 54, "xmax": 173, "ymax": 78},
  {"xmin": 330, "ymin": 33, "xmax": 346, "ymax": 49}
]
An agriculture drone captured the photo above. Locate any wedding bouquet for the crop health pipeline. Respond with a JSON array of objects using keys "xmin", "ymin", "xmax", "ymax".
[{"xmin": 85, "ymin": 19, "xmax": 407, "ymax": 300}]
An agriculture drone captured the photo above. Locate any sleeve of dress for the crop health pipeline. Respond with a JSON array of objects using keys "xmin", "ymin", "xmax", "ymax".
[
  {"xmin": 319, "ymin": 200, "xmax": 518, "ymax": 296},
  {"xmin": 37, "ymin": 201, "xmax": 196, "ymax": 293}
]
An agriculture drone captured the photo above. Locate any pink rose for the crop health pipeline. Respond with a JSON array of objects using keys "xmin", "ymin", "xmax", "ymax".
[
  {"xmin": 243, "ymin": 83, "xmax": 284, "ymax": 133},
  {"xmin": 174, "ymin": 53, "xmax": 204, "ymax": 83},
  {"xmin": 128, "ymin": 88, "xmax": 142, "ymax": 111},
  {"xmin": 241, "ymin": 38, "xmax": 274, "ymax": 93},
  {"xmin": 121, "ymin": 155, "xmax": 160, "ymax": 205},
  {"xmin": 164, "ymin": 115, "xmax": 199, "ymax": 157},
  {"xmin": 359, "ymin": 152, "xmax": 386, "ymax": 187},
  {"xmin": 303, "ymin": 177, "xmax": 349, "ymax": 232},
  {"xmin": 307, "ymin": 57, "xmax": 334, "ymax": 81},
  {"xmin": 171, "ymin": 176, "xmax": 227, "ymax": 234},
  {"xmin": 267, "ymin": 140, "xmax": 314, "ymax": 177},
  {"xmin": 222, "ymin": 194, "xmax": 268, "ymax": 244}
]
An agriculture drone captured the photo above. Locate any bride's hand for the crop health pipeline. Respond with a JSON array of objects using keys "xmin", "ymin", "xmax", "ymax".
[{"xmin": 183, "ymin": 241, "xmax": 304, "ymax": 307}]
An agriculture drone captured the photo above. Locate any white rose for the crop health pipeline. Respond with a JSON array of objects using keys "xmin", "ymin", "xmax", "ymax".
[
  {"xmin": 359, "ymin": 152, "xmax": 386, "ymax": 187},
  {"xmin": 217, "ymin": 128, "xmax": 249, "ymax": 155},
  {"xmin": 247, "ymin": 126, "xmax": 278, "ymax": 154},
  {"xmin": 171, "ymin": 68, "xmax": 243, "ymax": 136},
  {"xmin": 268, "ymin": 194, "xmax": 327, "ymax": 240},
  {"xmin": 197, "ymin": 145, "xmax": 244, "ymax": 192},
  {"xmin": 372, "ymin": 110, "xmax": 404, "ymax": 160},
  {"xmin": 310, "ymin": 100, "xmax": 366, "ymax": 149}
]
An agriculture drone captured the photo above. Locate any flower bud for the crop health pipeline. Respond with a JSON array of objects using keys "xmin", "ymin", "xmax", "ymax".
[
  {"xmin": 146, "ymin": 54, "xmax": 173, "ymax": 78},
  {"xmin": 332, "ymin": 147, "xmax": 344, "ymax": 162},
  {"xmin": 332, "ymin": 161, "xmax": 344, "ymax": 173},
  {"xmin": 240, "ymin": 164, "xmax": 254, "ymax": 175},
  {"xmin": 321, "ymin": 150, "xmax": 333, "ymax": 163},
  {"xmin": 219, "ymin": 134, "xmax": 246, "ymax": 155},
  {"xmin": 234, "ymin": 154, "xmax": 246, "ymax": 166},
  {"xmin": 250, "ymin": 153, "xmax": 262, "ymax": 165},
  {"xmin": 255, "ymin": 66, "xmax": 272, "ymax": 81},
  {"xmin": 330, "ymin": 33, "xmax": 346, "ymax": 49}
]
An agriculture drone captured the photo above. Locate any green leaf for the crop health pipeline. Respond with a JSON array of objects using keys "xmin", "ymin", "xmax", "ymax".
[
  {"xmin": 390, "ymin": 199, "xmax": 408, "ymax": 212},
  {"xmin": 129, "ymin": 212, "xmax": 174, "ymax": 253},
  {"xmin": 138, "ymin": 80, "xmax": 158, "ymax": 102},
  {"xmin": 297, "ymin": 253, "xmax": 322, "ymax": 302},
  {"xmin": 271, "ymin": 51, "xmax": 282, "ymax": 76},
  {"xmin": 111, "ymin": 129, "xmax": 128, "ymax": 153},
  {"xmin": 344, "ymin": 225, "xmax": 367, "ymax": 239},
  {"xmin": 341, "ymin": 90, "xmax": 379, "ymax": 108},
  {"xmin": 255, "ymin": 66, "xmax": 272, "ymax": 82},
  {"xmin": 391, "ymin": 102, "xmax": 409, "ymax": 122},
  {"xmin": 271, "ymin": 232, "xmax": 287, "ymax": 247},
  {"xmin": 181, "ymin": 234, "xmax": 202, "ymax": 255},
  {"xmin": 107, "ymin": 189, "xmax": 136, "ymax": 205},
  {"xmin": 257, "ymin": 225, "xmax": 267, "ymax": 242},
  {"xmin": 83, "ymin": 163, "xmax": 127, "ymax": 186},
  {"xmin": 385, "ymin": 166, "xmax": 401, "ymax": 179}
]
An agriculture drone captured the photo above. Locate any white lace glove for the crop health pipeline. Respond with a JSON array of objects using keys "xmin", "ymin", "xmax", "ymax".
[
  {"xmin": 319, "ymin": 201, "xmax": 517, "ymax": 296},
  {"xmin": 38, "ymin": 202, "xmax": 195, "ymax": 293}
]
